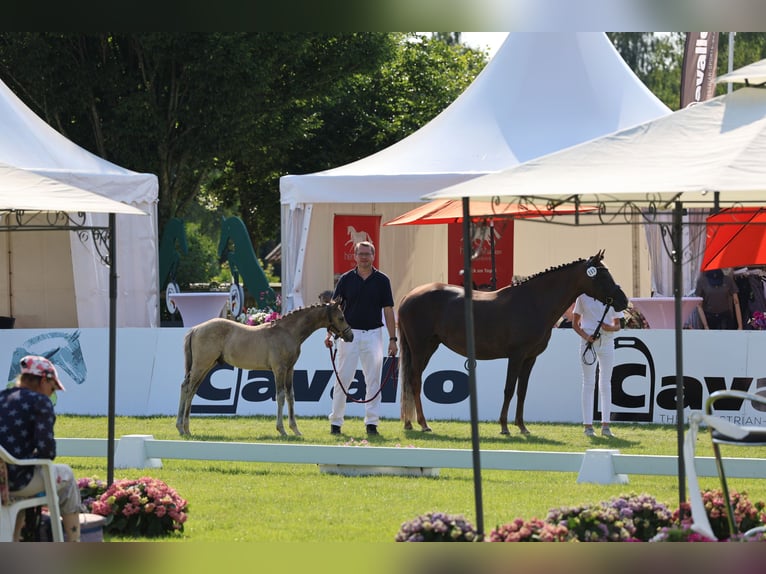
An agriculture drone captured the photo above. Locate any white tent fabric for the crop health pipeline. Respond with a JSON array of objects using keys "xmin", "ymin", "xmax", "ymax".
[
  {"xmin": 717, "ymin": 57, "xmax": 766, "ymax": 85},
  {"xmin": 0, "ymin": 78, "xmax": 159, "ymax": 328},
  {"xmin": 0, "ymin": 161, "xmax": 147, "ymax": 214},
  {"xmin": 427, "ymin": 87, "xmax": 766, "ymax": 205},
  {"xmin": 428, "ymin": 87, "xmax": 766, "ymax": 297},
  {"xmin": 279, "ymin": 32, "xmax": 670, "ymax": 310}
]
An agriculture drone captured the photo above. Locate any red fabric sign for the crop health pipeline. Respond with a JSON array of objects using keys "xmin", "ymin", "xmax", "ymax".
[
  {"xmin": 447, "ymin": 219, "xmax": 514, "ymax": 290},
  {"xmin": 333, "ymin": 215, "xmax": 381, "ymax": 275}
]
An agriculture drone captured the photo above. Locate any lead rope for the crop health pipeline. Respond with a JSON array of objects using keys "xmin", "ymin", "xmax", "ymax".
[
  {"xmin": 329, "ymin": 344, "xmax": 398, "ymax": 403},
  {"xmin": 582, "ymin": 299, "xmax": 613, "ymax": 366}
]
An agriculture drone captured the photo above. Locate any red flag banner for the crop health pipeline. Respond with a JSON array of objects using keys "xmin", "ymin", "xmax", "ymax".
[
  {"xmin": 447, "ymin": 219, "xmax": 514, "ymax": 289},
  {"xmin": 680, "ymin": 32, "xmax": 720, "ymax": 109},
  {"xmin": 333, "ymin": 214, "xmax": 381, "ymax": 275}
]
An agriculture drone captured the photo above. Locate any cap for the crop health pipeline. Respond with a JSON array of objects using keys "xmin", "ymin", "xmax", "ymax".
[{"xmin": 20, "ymin": 355, "xmax": 65, "ymax": 391}]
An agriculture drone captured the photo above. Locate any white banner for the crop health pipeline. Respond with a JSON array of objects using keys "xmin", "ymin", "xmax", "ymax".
[{"xmin": 3, "ymin": 328, "xmax": 766, "ymax": 427}]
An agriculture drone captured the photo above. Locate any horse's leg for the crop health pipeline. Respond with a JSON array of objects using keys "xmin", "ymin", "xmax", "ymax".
[
  {"xmin": 498, "ymin": 358, "xmax": 523, "ymax": 435},
  {"xmin": 401, "ymin": 335, "xmax": 438, "ymax": 431},
  {"xmin": 284, "ymin": 367, "xmax": 301, "ymax": 436},
  {"xmin": 177, "ymin": 361, "xmax": 214, "ymax": 436},
  {"xmin": 513, "ymin": 357, "xmax": 537, "ymax": 435},
  {"xmin": 274, "ymin": 369, "xmax": 288, "ymax": 437},
  {"xmin": 175, "ymin": 373, "xmax": 190, "ymax": 436}
]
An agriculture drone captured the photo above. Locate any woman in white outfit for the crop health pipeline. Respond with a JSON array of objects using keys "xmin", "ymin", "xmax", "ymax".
[{"xmin": 572, "ymin": 294, "xmax": 622, "ymax": 437}]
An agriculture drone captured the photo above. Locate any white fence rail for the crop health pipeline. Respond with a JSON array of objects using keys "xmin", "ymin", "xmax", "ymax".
[{"xmin": 55, "ymin": 436, "xmax": 766, "ymax": 484}]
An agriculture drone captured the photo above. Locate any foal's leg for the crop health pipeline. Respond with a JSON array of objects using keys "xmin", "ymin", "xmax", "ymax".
[
  {"xmin": 175, "ymin": 377, "xmax": 189, "ymax": 436},
  {"xmin": 176, "ymin": 362, "xmax": 214, "ymax": 436},
  {"xmin": 513, "ymin": 358, "xmax": 537, "ymax": 435},
  {"xmin": 274, "ymin": 369, "xmax": 288, "ymax": 437},
  {"xmin": 284, "ymin": 368, "xmax": 301, "ymax": 436}
]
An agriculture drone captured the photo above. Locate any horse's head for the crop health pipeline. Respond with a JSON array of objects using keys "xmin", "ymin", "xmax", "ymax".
[
  {"xmin": 580, "ymin": 250, "xmax": 629, "ymax": 311},
  {"xmin": 326, "ymin": 302, "xmax": 354, "ymax": 342}
]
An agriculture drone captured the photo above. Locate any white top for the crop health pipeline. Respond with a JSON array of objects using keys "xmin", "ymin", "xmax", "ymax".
[{"xmin": 573, "ymin": 295, "xmax": 623, "ymax": 336}]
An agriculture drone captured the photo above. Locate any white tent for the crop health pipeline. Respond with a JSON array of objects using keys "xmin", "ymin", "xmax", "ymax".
[
  {"xmin": 426, "ymin": 66, "xmax": 766, "ymax": 514},
  {"xmin": 279, "ymin": 32, "xmax": 670, "ymax": 310},
  {"xmin": 0, "ymin": 78, "xmax": 159, "ymax": 328},
  {"xmin": 427, "ymin": 86, "xmax": 766, "ymax": 208}
]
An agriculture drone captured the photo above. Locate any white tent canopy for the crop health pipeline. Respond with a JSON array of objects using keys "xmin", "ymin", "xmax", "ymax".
[
  {"xmin": 426, "ymin": 86, "xmax": 766, "ymax": 206},
  {"xmin": 425, "ymin": 63, "xmax": 766, "ymax": 513},
  {"xmin": 280, "ymin": 32, "xmax": 670, "ymax": 310},
  {"xmin": 717, "ymin": 57, "xmax": 766, "ymax": 86},
  {"xmin": 0, "ymin": 78, "xmax": 159, "ymax": 327},
  {"xmin": 0, "ymin": 161, "xmax": 146, "ymax": 214}
]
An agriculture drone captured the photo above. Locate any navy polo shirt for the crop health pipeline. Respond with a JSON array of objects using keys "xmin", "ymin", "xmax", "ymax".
[{"xmin": 333, "ymin": 267, "xmax": 394, "ymax": 330}]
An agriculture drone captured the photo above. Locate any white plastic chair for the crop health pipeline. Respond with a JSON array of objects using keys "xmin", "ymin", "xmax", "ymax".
[
  {"xmin": 705, "ymin": 389, "xmax": 766, "ymax": 538},
  {"xmin": 0, "ymin": 445, "xmax": 64, "ymax": 542}
]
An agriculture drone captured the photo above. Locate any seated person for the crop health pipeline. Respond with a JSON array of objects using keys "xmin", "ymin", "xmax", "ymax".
[{"xmin": 0, "ymin": 355, "xmax": 81, "ymax": 541}]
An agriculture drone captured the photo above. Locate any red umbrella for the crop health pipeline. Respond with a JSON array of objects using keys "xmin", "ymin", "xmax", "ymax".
[
  {"xmin": 701, "ymin": 207, "xmax": 766, "ymax": 271},
  {"xmin": 383, "ymin": 198, "xmax": 594, "ymax": 226},
  {"xmin": 384, "ymin": 199, "xmax": 595, "ymax": 289}
]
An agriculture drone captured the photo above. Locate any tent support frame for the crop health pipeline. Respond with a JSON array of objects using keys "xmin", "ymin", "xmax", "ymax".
[
  {"xmin": 1, "ymin": 209, "xmax": 118, "ymax": 485},
  {"xmin": 456, "ymin": 194, "xmax": 722, "ymax": 530}
]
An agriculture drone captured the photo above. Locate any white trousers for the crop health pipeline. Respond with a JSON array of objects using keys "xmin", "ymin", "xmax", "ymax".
[
  {"xmin": 330, "ymin": 328, "xmax": 384, "ymax": 427},
  {"xmin": 579, "ymin": 335, "xmax": 614, "ymax": 426}
]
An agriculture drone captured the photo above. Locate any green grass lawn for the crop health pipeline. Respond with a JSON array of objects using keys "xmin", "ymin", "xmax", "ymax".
[{"xmin": 56, "ymin": 415, "xmax": 766, "ymax": 542}]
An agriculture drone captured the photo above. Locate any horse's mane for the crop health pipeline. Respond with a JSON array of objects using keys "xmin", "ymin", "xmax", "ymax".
[
  {"xmin": 510, "ymin": 257, "xmax": 589, "ymax": 287},
  {"xmin": 266, "ymin": 302, "xmax": 328, "ymax": 326}
]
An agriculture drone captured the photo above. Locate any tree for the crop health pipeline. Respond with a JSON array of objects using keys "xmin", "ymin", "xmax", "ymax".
[
  {"xmin": 0, "ymin": 33, "xmax": 487, "ymax": 264},
  {"xmin": 607, "ymin": 32, "xmax": 686, "ymax": 110}
]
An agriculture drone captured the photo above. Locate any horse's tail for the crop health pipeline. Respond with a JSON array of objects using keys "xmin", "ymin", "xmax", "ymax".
[{"xmin": 399, "ymin": 324, "xmax": 417, "ymax": 424}]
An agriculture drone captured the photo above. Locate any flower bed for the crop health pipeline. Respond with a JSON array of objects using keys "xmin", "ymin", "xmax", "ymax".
[
  {"xmin": 396, "ymin": 489, "xmax": 766, "ymax": 542},
  {"xmin": 78, "ymin": 476, "xmax": 188, "ymax": 538}
]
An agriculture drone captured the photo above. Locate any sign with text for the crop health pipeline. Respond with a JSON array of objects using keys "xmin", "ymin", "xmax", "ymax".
[
  {"xmin": 447, "ymin": 219, "xmax": 514, "ymax": 289},
  {"xmin": 333, "ymin": 215, "xmax": 381, "ymax": 275},
  {"xmin": 3, "ymin": 328, "xmax": 766, "ymax": 428}
]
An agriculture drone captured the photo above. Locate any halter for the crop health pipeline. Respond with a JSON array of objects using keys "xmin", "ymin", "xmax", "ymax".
[
  {"xmin": 581, "ymin": 262, "xmax": 619, "ymax": 365},
  {"xmin": 582, "ymin": 295, "xmax": 614, "ymax": 366},
  {"xmin": 326, "ymin": 304, "xmax": 353, "ymax": 340}
]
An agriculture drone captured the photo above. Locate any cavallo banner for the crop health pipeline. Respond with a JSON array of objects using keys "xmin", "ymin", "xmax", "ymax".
[
  {"xmin": 333, "ymin": 215, "xmax": 381, "ymax": 276},
  {"xmin": 680, "ymin": 32, "xmax": 720, "ymax": 108}
]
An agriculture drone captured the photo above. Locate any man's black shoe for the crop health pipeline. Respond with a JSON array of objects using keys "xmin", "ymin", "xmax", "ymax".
[
  {"xmin": 366, "ymin": 424, "xmax": 379, "ymax": 436},
  {"xmin": 330, "ymin": 425, "xmax": 342, "ymax": 435}
]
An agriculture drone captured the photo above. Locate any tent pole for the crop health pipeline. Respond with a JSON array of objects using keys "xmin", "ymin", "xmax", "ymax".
[
  {"xmin": 107, "ymin": 214, "xmax": 116, "ymax": 486},
  {"xmin": 672, "ymin": 202, "xmax": 686, "ymax": 510},
  {"xmin": 462, "ymin": 197, "xmax": 484, "ymax": 539},
  {"xmin": 489, "ymin": 218, "xmax": 496, "ymax": 290}
]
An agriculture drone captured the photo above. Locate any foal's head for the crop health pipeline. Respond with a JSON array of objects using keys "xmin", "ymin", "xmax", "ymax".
[
  {"xmin": 325, "ymin": 302, "xmax": 354, "ymax": 342},
  {"xmin": 580, "ymin": 250, "xmax": 629, "ymax": 311}
]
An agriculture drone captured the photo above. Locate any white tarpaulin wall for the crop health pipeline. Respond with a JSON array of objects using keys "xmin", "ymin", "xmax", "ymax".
[
  {"xmin": 280, "ymin": 32, "xmax": 670, "ymax": 311},
  {"xmin": 0, "ymin": 78, "xmax": 159, "ymax": 328}
]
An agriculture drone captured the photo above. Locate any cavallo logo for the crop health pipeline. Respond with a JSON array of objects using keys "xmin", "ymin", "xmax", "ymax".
[
  {"xmin": 191, "ymin": 336, "xmax": 766, "ymax": 423},
  {"xmin": 191, "ymin": 357, "xmax": 400, "ymax": 414}
]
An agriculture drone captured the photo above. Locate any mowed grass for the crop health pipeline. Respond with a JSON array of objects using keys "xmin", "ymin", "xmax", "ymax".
[{"xmin": 56, "ymin": 415, "xmax": 766, "ymax": 542}]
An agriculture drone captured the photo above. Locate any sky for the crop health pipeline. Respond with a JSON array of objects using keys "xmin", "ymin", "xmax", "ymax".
[{"xmin": 460, "ymin": 32, "xmax": 509, "ymax": 58}]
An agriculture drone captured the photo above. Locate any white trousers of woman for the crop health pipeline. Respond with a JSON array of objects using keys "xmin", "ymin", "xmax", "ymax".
[
  {"xmin": 329, "ymin": 327, "xmax": 384, "ymax": 427},
  {"xmin": 579, "ymin": 335, "xmax": 614, "ymax": 426}
]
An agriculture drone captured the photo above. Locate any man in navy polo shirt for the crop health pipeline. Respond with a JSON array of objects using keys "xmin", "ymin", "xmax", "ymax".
[{"xmin": 324, "ymin": 240, "xmax": 397, "ymax": 436}]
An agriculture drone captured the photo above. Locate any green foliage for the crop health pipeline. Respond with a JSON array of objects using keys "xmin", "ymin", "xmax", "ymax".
[
  {"xmin": 175, "ymin": 222, "xmax": 221, "ymax": 287},
  {"xmin": 0, "ymin": 32, "xmax": 489, "ymax": 282}
]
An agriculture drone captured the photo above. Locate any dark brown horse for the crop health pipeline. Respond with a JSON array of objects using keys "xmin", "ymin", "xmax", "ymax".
[{"xmin": 398, "ymin": 250, "xmax": 628, "ymax": 435}]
